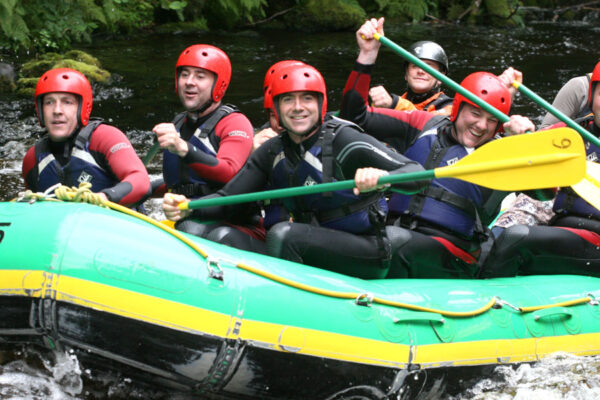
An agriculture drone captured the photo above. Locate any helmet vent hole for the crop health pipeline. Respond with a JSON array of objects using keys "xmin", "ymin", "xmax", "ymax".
[
  {"xmin": 282, "ymin": 74, "xmax": 288, "ymax": 79},
  {"xmin": 501, "ymin": 97, "xmax": 506, "ymax": 104},
  {"xmin": 202, "ymin": 51, "xmax": 208, "ymax": 57},
  {"xmin": 481, "ymin": 89, "xmax": 488, "ymax": 95},
  {"xmin": 62, "ymin": 75, "xmax": 69, "ymax": 80},
  {"xmin": 303, "ymin": 72, "xmax": 309, "ymax": 78}
]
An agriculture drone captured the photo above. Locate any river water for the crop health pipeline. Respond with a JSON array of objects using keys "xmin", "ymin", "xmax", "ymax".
[{"xmin": 1, "ymin": 20, "xmax": 600, "ymax": 399}]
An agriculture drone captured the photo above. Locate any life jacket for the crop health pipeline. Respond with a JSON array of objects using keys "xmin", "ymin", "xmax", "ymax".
[
  {"xmin": 553, "ymin": 114, "xmax": 600, "ymax": 219},
  {"xmin": 33, "ymin": 118, "xmax": 117, "ymax": 192},
  {"xmin": 269, "ymin": 116, "xmax": 388, "ymax": 235},
  {"xmin": 163, "ymin": 104, "xmax": 238, "ymax": 197},
  {"xmin": 389, "ymin": 119, "xmax": 486, "ymax": 241},
  {"xmin": 398, "ymin": 91, "xmax": 453, "ymax": 115}
]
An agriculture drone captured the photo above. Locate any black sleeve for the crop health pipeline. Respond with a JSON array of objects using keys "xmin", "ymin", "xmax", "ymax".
[
  {"xmin": 190, "ymin": 138, "xmax": 274, "ymax": 220},
  {"xmin": 332, "ymin": 126, "xmax": 428, "ymax": 194}
]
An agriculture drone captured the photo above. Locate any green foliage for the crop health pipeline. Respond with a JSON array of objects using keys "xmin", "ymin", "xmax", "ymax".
[
  {"xmin": 0, "ymin": 0, "xmax": 31, "ymax": 50},
  {"xmin": 200, "ymin": 0, "xmax": 267, "ymax": 30},
  {"xmin": 284, "ymin": 0, "xmax": 365, "ymax": 32},
  {"xmin": 371, "ymin": 0, "xmax": 435, "ymax": 22}
]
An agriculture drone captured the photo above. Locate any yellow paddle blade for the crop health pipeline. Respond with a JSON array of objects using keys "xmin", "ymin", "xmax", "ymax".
[
  {"xmin": 434, "ymin": 128, "xmax": 586, "ymax": 191},
  {"xmin": 571, "ymin": 161, "xmax": 600, "ymax": 211}
]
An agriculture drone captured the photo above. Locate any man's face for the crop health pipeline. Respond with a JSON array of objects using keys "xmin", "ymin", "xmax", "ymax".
[
  {"xmin": 453, "ymin": 103, "xmax": 499, "ymax": 148},
  {"xmin": 405, "ymin": 60, "xmax": 442, "ymax": 94},
  {"xmin": 42, "ymin": 92, "xmax": 79, "ymax": 141},
  {"xmin": 177, "ymin": 66, "xmax": 216, "ymax": 111},
  {"xmin": 278, "ymin": 91, "xmax": 320, "ymax": 138}
]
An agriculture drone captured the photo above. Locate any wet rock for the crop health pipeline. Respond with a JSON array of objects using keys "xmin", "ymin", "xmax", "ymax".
[{"xmin": 0, "ymin": 62, "xmax": 16, "ymax": 93}]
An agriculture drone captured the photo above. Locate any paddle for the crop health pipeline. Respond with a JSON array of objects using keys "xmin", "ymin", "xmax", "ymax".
[
  {"xmin": 180, "ymin": 128, "xmax": 585, "ymax": 210},
  {"xmin": 511, "ymin": 81, "xmax": 600, "ymax": 148},
  {"xmin": 370, "ymin": 32, "xmax": 510, "ymax": 123},
  {"xmin": 371, "ymin": 32, "xmax": 600, "ymax": 211},
  {"xmin": 509, "ymin": 82, "xmax": 600, "ymax": 210},
  {"xmin": 142, "ymin": 141, "xmax": 160, "ymax": 166}
]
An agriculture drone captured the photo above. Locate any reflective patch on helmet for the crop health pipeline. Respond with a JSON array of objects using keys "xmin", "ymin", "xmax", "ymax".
[
  {"xmin": 110, "ymin": 142, "xmax": 131, "ymax": 153},
  {"xmin": 227, "ymin": 130, "xmax": 249, "ymax": 138}
]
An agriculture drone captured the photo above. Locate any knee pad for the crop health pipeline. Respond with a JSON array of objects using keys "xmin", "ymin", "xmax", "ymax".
[
  {"xmin": 265, "ymin": 222, "xmax": 295, "ymax": 259},
  {"xmin": 493, "ymin": 224, "xmax": 530, "ymax": 253},
  {"xmin": 175, "ymin": 219, "xmax": 214, "ymax": 238},
  {"xmin": 206, "ymin": 226, "xmax": 236, "ymax": 244}
]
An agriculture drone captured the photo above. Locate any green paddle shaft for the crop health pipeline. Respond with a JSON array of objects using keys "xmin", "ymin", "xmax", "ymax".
[
  {"xmin": 512, "ymin": 81, "xmax": 600, "ymax": 148},
  {"xmin": 374, "ymin": 33, "xmax": 510, "ymax": 123},
  {"xmin": 183, "ymin": 170, "xmax": 434, "ymax": 209}
]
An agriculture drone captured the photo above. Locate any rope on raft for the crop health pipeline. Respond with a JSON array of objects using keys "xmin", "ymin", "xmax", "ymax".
[{"xmin": 15, "ymin": 183, "xmax": 596, "ymax": 318}]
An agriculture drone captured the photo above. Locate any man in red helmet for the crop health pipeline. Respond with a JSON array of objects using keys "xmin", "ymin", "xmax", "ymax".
[
  {"xmin": 480, "ymin": 60, "xmax": 600, "ymax": 278},
  {"xmin": 22, "ymin": 68, "xmax": 150, "ymax": 206},
  {"xmin": 339, "ymin": 18, "xmax": 536, "ymax": 278},
  {"xmin": 164, "ymin": 62, "xmax": 428, "ymax": 279},
  {"xmin": 154, "ymin": 44, "xmax": 264, "ymax": 252},
  {"xmin": 251, "ymin": 60, "xmax": 305, "ymax": 152}
]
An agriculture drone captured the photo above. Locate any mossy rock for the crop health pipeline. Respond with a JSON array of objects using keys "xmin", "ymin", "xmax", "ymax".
[
  {"xmin": 285, "ymin": 0, "xmax": 365, "ymax": 32},
  {"xmin": 15, "ymin": 77, "xmax": 39, "ymax": 97},
  {"xmin": 20, "ymin": 59, "xmax": 58, "ymax": 78},
  {"xmin": 64, "ymin": 50, "xmax": 102, "ymax": 68},
  {"xmin": 53, "ymin": 59, "xmax": 111, "ymax": 84},
  {"xmin": 20, "ymin": 50, "xmax": 110, "ymax": 83}
]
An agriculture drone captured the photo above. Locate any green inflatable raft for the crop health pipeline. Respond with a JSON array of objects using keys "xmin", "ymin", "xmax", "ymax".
[{"xmin": 1, "ymin": 200, "xmax": 599, "ymax": 399}]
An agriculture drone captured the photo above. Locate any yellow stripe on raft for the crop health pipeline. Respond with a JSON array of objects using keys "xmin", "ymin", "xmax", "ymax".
[{"xmin": 2, "ymin": 270, "xmax": 600, "ymax": 369}]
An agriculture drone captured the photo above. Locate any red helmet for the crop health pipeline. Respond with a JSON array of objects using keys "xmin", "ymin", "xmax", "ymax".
[
  {"xmin": 34, "ymin": 68, "xmax": 93, "ymax": 127},
  {"xmin": 588, "ymin": 61, "xmax": 600, "ymax": 108},
  {"xmin": 270, "ymin": 64, "xmax": 327, "ymax": 126},
  {"xmin": 175, "ymin": 44, "xmax": 231, "ymax": 102},
  {"xmin": 450, "ymin": 71, "xmax": 511, "ymax": 131},
  {"xmin": 263, "ymin": 60, "xmax": 305, "ymax": 110}
]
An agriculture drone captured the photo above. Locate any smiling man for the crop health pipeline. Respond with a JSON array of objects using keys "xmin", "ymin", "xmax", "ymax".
[
  {"xmin": 22, "ymin": 68, "xmax": 150, "ymax": 206},
  {"xmin": 339, "ymin": 18, "xmax": 536, "ymax": 278},
  {"xmin": 163, "ymin": 63, "xmax": 428, "ymax": 278},
  {"xmin": 368, "ymin": 39, "xmax": 454, "ymax": 116},
  {"xmin": 153, "ymin": 44, "xmax": 264, "ymax": 252}
]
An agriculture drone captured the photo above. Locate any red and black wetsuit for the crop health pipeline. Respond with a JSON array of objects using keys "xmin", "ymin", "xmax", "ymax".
[
  {"xmin": 161, "ymin": 105, "xmax": 266, "ymax": 249},
  {"xmin": 480, "ymin": 116, "xmax": 600, "ymax": 278},
  {"xmin": 22, "ymin": 120, "xmax": 150, "ymax": 206}
]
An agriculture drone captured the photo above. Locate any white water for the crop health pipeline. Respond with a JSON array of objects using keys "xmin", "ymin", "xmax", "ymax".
[{"xmin": 2, "ymin": 348, "xmax": 600, "ymax": 399}]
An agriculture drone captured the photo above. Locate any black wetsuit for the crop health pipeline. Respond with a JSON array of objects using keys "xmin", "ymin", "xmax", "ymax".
[{"xmin": 190, "ymin": 116, "xmax": 426, "ymax": 279}]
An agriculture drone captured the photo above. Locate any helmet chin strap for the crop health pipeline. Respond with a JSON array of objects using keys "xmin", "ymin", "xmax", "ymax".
[{"xmin": 188, "ymin": 99, "xmax": 213, "ymax": 118}]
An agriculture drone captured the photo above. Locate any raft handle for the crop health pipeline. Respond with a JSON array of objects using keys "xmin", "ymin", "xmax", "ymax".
[
  {"xmin": 393, "ymin": 312, "xmax": 445, "ymax": 325},
  {"xmin": 532, "ymin": 307, "xmax": 573, "ymax": 321},
  {"xmin": 206, "ymin": 258, "xmax": 224, "ymax": 281},
  {"xmin": 355, "ymin": 293, "xmax": 373, "ymax": 307}
]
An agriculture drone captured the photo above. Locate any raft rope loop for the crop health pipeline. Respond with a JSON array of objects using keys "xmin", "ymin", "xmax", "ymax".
[{"xmin": 15, "ymin": 183, "xmax": 597, "ymax": 318}]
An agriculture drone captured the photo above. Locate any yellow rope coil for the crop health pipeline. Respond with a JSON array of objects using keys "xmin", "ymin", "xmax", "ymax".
[{"xmin": 54, "ymin": 182, "xmax": 109, "ymax": 207}]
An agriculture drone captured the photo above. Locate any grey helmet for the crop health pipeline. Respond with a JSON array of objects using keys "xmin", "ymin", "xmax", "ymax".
[{"xmin": 406, "ymin": 41, "xmax": 449, "ymax": 74}]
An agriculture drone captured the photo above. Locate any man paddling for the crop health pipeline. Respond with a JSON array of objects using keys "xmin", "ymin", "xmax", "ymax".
[
  {"xmin": 22, "ymin": 68, "xmax": 150, "ymax": 207},
  {"xmin": 154, "ymin": 44, "xmax": 265, "ymax": 252},
  {"xmin": 340, "ymin": 18, "xmax": 535, "ymax": 278},
  {"xmin": 481, "ymin": 61, "xmax": 600, "ymax": 278},
  {"xmin": 368, "ymin": 40, "xmax": 454, "ymax": 116},
  {"xmin": 164, "ymin": 63, "xmax": 427, "ymax": 279}
]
